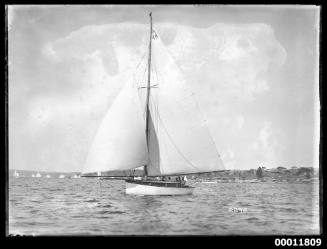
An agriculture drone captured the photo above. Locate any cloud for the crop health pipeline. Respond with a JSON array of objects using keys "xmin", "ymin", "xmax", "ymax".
[
  {"xmin": 42, "ymin": 43, "xmax": 59, "ymax": 62},
  {"xmin": 250, "ymin": 121, "xmax": 285, "ymax": 167},
  {"xmin": 166, "ymin": 23, "xmax": 286, "ymax": 102},
  {"xmin": 221, "ymin": 148, "xmax": 235, "ymax": 169},
  {"xmin": 236, "ymin": 115, "xmax": 244, "ymax": 130},
  {"xmin": 10, "ymin": 21, "xmax": 288, "ymax": 172}
]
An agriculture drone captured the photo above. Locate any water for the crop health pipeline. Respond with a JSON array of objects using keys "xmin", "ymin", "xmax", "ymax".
[{"xmin": 8, "ymin": 178, "xmax": 320, "ymax": 235}]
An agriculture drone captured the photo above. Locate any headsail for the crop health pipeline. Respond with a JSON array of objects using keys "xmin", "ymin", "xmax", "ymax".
[
  {"xmin": 143, "ymin": 31, "xmax": 225, "ymax": 176},
  {"xmin": 82, "ymin": 83, "xmax": 149, "ymax": 174}
]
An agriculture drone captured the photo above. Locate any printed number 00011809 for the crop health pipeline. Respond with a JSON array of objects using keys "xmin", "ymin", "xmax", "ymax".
[{"xmin": 275, "ymin": 238, "xmax": 321, "ymax": 246}]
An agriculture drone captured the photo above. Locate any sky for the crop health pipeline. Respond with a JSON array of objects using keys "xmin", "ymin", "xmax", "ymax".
[{"xmin": 7, "ymin": 5, "xmax": 320, "ymax": 172}]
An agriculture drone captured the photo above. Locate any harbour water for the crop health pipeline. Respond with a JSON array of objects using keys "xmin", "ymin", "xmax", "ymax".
[{"xmin": 8, "ymin": 177, "xmax": 319, "ymax": 235}]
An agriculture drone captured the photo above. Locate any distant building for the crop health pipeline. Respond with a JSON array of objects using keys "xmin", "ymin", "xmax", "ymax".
[
  {"xmin": 296, "ymin": 167, "xmax": 312, "ymax": 178},
  {"xmin": 256, "ymin": 167, "xmax": 263, "ymax": 178}
]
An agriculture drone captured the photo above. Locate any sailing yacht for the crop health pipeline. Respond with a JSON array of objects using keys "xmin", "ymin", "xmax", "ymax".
[
  {"xmin": 35, "ymin": 172, "xmax": 42, "ymax": 178},
  {"xmin": 46, "ymin": 174, "xmax": 51, "ymax": 178},
  {"xmin": 59, "ymin": 174, "xmax": 65, "ymax": 178},
  {"xmin": 82, "ymin": 13, "xmax": 224, "ymax": 195},
  {"xmin": 13, "ymin": 170, "xmax": 19, "ymax": 178}
]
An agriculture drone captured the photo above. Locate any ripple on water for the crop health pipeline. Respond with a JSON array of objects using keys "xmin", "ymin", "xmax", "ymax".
[
  {"xmin": 97, "ymin": 210, "xmax": 125, "ymax": 215},
  {"xmin": 9, "ymin": 178, "xmax": 320, "ymax": 235},
  {"xmin": 85, "ymin": 198, "xmax": 98, "ymax": 203},
  {"xmin": 100, "ymin": 204, "xmax": 112, "ymax": 208}
]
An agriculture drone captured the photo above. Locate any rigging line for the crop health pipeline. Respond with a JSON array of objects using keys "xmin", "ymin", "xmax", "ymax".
[
  {"xmin": 153, "ymin": 100, "xmax": 203, "ymax": 172},
  {"xmin": 132, "ymin": 51, "xmax": 147, "ymax": 87},
  {"xmin": 142, "ymin": 66, "xmax": 147, "ymax": 86},
  {"xmin": 190, "ymin": 92, "xmax": 224, "ymax": 169},
  {"xmin": 136, "ymin": 60, "xmax": 147, "ymax": 90},
  {"xmin": 158, "ymin": 111, "xmax": 173, "ymax": 170},
  {"xmin": 136, "ymin": 51, "xmax": 147, "ymax": 70},
  {"xmin": 141, "ymin": 64, "xmax": 148, "ymax": 118},
  {"xmin": 153, "ymin": 57, "xmax": 164, "ymax": 87},
  {"xmin": 152, "ymin": 53, "xmax": 160, "ymax": 88}
]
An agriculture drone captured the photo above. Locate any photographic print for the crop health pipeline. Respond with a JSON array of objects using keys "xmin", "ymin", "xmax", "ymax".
[{"xmin": 7, "ymin": 5, "xmax": 320, "ymax": 236}]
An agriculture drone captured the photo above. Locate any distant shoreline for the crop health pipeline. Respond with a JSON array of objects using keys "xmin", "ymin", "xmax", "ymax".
[{"xmin": 9, "ymin": 167, "xmax": 319, "ymax": 183}]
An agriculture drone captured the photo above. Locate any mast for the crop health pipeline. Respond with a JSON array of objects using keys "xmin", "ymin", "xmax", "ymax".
[{"xmin": 144, "ymin": 12, "xmax": 153, "ymax": 177}]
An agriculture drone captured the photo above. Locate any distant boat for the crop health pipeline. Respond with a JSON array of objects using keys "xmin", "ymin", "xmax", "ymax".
[
  {"xmin": 31, "ymin": 174, "xmax": 35, "ymax": 178},
  {"xmin": 13, "ymin": 170, "xmax": 19, "ymax": 178},
  {"xmin": 46, "ymin": 174, "xmax": 51, "ymax": 178},
  {"xmin": 72, "ymin": 174, "xmax": 80, "ymax": 178},
  {"xmin": 201, "ymin": 181, "xmax": 217, "ymax": 184},
  {"xmin": 59, "ymin": 174, "xmax": 65, "ymax": 178},
  {"xmin": 81, "ymin": 13, "xmax": 225, "ymax": 196},
  {"xmin": 35, "ymin": 172, "xmax": 42, "ymax": 178},
  {"xmin": 242, "ymin": 179, "xmax": 260, "ymax": 183}
]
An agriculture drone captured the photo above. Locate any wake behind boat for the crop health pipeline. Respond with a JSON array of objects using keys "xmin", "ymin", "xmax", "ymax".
[{"xmin": 82, "ymin": 13, "xmax": 225, "ymax": 195}]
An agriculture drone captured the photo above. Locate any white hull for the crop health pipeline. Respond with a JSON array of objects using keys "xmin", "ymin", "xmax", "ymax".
[{"xmin": 125, "ymin": 181, "xmax": 194, "ymax": 196}]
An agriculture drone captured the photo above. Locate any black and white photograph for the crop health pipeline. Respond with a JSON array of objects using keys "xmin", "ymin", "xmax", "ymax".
[{"xmin": 7, "ymin": 5, "xmax": 321, "ymax": 237}]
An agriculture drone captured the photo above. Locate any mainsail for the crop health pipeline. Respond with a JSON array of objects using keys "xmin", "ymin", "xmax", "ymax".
[
  {"xmin": 83, "ymin": 23, "xmax": 224, "ymax": 176},
  {"xmin": 82, "ymin": 82, "xmax": 149, "ymax": 174}
]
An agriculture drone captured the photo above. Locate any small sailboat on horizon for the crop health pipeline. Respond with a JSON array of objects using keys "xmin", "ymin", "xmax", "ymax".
[
  {"xmin": 35, "ymin": 172, "xmax": 42, "ymax": 178},
  {"xmin": 82, "ymin": 13, "xmax": 224, "ymax": 195},
  {"xmin": 59, "ymin": 174, "xmax": 65, "ymax": 179},
  {"xmin": 13, "ymin": 170, "xmax": 19, "ymax": 178},
  {"xmin": 46, "ymin": 174, "xmax": 51, "ymax": 178}
]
